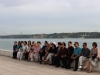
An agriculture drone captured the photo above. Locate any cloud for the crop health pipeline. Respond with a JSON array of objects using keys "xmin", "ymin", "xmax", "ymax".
[{"xmin": 0, "ymin": 0, "xmax": 100, "ymax": 34}]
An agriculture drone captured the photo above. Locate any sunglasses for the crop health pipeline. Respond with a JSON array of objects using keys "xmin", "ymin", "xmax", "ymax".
[{"xmin": 83, "ymin": 45, "xmax": 86, "ymax": 46}]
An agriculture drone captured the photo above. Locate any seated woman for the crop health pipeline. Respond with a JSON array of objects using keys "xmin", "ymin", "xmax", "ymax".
[
  {"xmin": 33, "ymin": 43, "xmax": 39, "ymax": 62},
  {"xmin": 17, "ymin": 41, "xmax": 21, "ymax": 51},
  {"xmin": 23, "ymin": 41, "xmax": 28, "ymax": 60},
  {"xmin": 17, "ymin": 41, "xmax": 23, "ymax": 60},
  {"xmin": 52, "ymin": 42, "xmax": 62, "ymax": 66},
  {"xmin": 56, "ymin": 42, "xmax": 68, "ymax": 68},
  {"xmin": 39, "ymin": 41, "xmax": 48, "ymax": 64},
  {"xmin": 28, "ymin": 45, "xmax": 34, "ymax": 62},
  {"xmin": 25, "ymin": 41, "xmax": 31, "ymax": 61},
  {"xmin": 43, "ymin": 43, "xmax": 51, "ymax": 61},
  {"xmin": 44, "ymin": 42, "xmax": 57, "ymax": 65},
  {"xmin": 17, "ymin": 48, "xmax": 23, "ymax": 60},
  {"xmin": 83, "ymin": 42, "xmax": 98, "ymax": 73}
]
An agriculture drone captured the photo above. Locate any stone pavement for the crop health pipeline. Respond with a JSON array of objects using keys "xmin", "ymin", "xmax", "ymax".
[{"xmin": 0, "ymin": 56, "xmax": 99, "ymax": 75}]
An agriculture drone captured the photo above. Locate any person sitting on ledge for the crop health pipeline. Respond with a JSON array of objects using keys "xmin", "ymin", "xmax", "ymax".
[
  {"xmin": 39, "ymin": 41, "xmax": 48, "ymax": 64},
  {"xmin": 13, "ymin": 41, "xmax": 18, "ymax": 59},
  {"xmin": 52, "ymin": 42, "xmax": 62, "ymax": 66},
  {"xmin": 23, "ymin": 41, "xmax": 28, "ymax": 60},
  {"xmin": 65, "ymin": 41, "xmax": 74, "ymax": 69},
  {"xmin": 71, "ymin": 42, "xmax": 82, "ymax": 71},
  {"xmin": 83, "ymin": 42, "xmax": 99, "ymax": 73},
  {"xmin": 44, "ymin": 42, "xmax": 57, "ymax": 65},
  {"xmin": 78, "ymin": 42, "xmax": 90, "ymax": 70},
  {"xmin": 56, "ymin": 42, "xmax": 68, "ymax": 68}
]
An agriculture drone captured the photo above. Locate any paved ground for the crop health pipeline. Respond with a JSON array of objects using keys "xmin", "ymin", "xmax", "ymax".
[{"xmin": 0, "ymin": 56, "xmax": 99, "ymax": 75}]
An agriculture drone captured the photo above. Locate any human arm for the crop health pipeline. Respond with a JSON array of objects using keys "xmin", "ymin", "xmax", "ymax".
[
  {"xmin": 71, "ymin": 53, "xmax": 74, "ymax": 59},
  {"xmin": 73, "ymin": 48, "xmax": 82, "ymax": 59}
]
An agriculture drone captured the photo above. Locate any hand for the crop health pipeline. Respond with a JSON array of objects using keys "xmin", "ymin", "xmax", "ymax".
[
  {"xmin": 46, "ymin": 52, "xmax": 49, "ymax": 54},
  {"xmin": 64, "ymin": 55, "xmax": 66, "ymax": 57},
  {"xmin": 54, "ymin": 54, "xmax": 57, "ymax": 56},
  {"xmin": 62, "ymin": 56, "xmax": 63, "ymax": 58},
  {"xmin": 71, "ymin": 56, "xmax": 73, "ymax": 59},
  {"xmin": 72, "ymin": 57, "xmax": 76, "ymax": 60}
]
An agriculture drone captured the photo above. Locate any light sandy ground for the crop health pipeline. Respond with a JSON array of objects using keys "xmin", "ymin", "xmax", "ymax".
[{"xmin": 0, "ymin": 56, "xmax": 99, "ymax": 75}]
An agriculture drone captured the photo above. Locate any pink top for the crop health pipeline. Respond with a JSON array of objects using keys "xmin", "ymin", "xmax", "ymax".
[{"xmin": 33, "ymin": 46, "xmax": 38, "ymax": 53}]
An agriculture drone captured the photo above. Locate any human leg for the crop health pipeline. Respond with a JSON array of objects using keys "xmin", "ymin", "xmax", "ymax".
[{"xmin": 74, "ymin": 57, "xmax": 79, "ymax": 71}]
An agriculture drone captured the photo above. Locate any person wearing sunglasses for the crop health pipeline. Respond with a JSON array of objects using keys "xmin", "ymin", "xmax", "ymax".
[
  {"xmin": 71, "ymin": 42, "xmax": 82, "ymax": 71},
  {"xmin": 78, "ymin": 42, "xmax": 90, "ymax": 70},
  {"xmin": 83, "ymin": 42, "xmax": 98, "ymax": 73},
  {"xmin": 66, "ymin": 41, "xmax": 74, "ymax": 69}
]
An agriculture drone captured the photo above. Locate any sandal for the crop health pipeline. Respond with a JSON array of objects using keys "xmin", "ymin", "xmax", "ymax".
[
  {"xmin": 83, "ymin": 67, "xmax": 87, "ymax": 69},
  {"xmin": 87, "ymin": 71, "xmax": 92, "ymax": 73}
]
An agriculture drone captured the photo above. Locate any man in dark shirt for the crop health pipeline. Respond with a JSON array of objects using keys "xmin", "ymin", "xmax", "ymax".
[
  {"xmin": 13, "ymin": 41, "xmax": 17, "ymax": 59},
  {"xmin": 78, "ymin": 42, "xmax": 90, "ymax": 69},
  {"xmin": 66, "ymin": 41, "xmax": 74, "ymax": 69}
]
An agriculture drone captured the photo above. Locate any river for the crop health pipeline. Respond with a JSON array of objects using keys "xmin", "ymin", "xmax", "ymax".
[{"xmin": 0, "ymin": 38, "xmax": 100, "ymax": 50}]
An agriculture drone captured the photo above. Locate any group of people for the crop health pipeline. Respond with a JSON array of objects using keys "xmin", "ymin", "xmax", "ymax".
[{"xmin": 13, "ymin": 41, "xmax": 100, "ymax": 73}]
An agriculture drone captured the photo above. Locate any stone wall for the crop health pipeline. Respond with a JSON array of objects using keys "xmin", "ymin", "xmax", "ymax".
[
  {"xmin": 0, "ymin": 49, "xmax": 100, "ymax": 72},
  {"xmin": 0, "ymin": 49, "xmax": 13, "ymax": 57}
]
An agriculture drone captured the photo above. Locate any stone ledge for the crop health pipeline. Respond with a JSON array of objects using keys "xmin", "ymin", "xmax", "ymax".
[{"xmin": 0, "ymin": 49, "xmax": 100, "ymax": 72}]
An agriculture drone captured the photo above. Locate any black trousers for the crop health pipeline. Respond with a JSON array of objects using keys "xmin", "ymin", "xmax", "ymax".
[
  {"xmin": 61, "ymin": 57, "xmax": 66, "ymax": 67},
  {"xmin": 74, "ymin": 56, "xmax": 79, "ymax": 70},
  {"xmin": 13, "ymin": 51, "xmax": 17, "ymax": 59},
  {"xmin": 24, "ymin": 52, "xmax": 29, "ymax": 60},
  {"xmin": 66, "ymin": 56, "xmax": 73, "ymax": 68},
  {"xmin": 52, "ymin": 55, "xmax": 59, "ymax": 66},
  {"xmin": 55, "ymin": 56, "xmax": 66, "ymax": 67},
  {"xmin": 39, "ymin": 51, "xmax": 45, "ymax": 61}
]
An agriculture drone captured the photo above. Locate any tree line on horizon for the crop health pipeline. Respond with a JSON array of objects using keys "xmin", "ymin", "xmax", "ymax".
[{"xmin": 0, "ymin": 32, "xmax": 100, "ymax": 38}]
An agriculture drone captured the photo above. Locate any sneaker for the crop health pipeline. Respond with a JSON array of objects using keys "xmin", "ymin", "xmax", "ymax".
[
  {"xmin": 31, "ymin": 59, "xmax": 34, "ymax": 62},
  {"xmin": 73, "ymin": 69, "xmax": 77, "ymax": 71},
  {"xmin": 79, "ymin": 65, "xmax": 82, "ymax": 69}
]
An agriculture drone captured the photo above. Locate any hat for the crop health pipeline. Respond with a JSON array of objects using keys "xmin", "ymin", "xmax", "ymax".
[{"xmin": 50, "ymin": 42, "xmax": 56, "ymax": 45}]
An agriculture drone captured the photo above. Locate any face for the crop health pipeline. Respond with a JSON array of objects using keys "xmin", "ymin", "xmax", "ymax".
[
  {"xmin": 34, "ymin": 43, "xmax": 36, "ymax": 46},
  {"xmin": 58, "ymin": 44, "xmax": 61, "ymax": 47},
  {"xmin": 83, "ymin": 44, "xmax": 86, "ymax": 48},
  {"xmin": 24, "ymin": 42, "xmax": 26, "ymax": 45},
  {"xmin": 32, "ymin": 42, "xmax": 34, "ymax": 45},
  {"xmin": 51, "ymin": 44, "xmax": 54, "ymax": 47},
  {"xmin": 28, "ymin": 41, "xmax": 31, "ymax": 45},
  {"xmin": 45, "ymin": 43, "xmax": 48, "ymax": 46},
  {"xmin": 92, "ymin": 44, "xmax": 96, "ymax": 48},
  {"xmin": 74, "ymin": 43, "xmax": 78, "ymax": 47},
  {"xmin": 14, "ymin": 42, "xmax": 17, "ymax": 45},
  {"xmin": 18, "ymin": 42, "xmax": 21, "ymax": 45},
  {"xmin": 62, "ymin": 43, "xmax": 65, "ymax": 48},
  {"xmin": 21, "ymin": 42, "xmax": 24, "ymax": 45},
  {"xmin": 47, "ymin": 44, "xmax": 50, "ymax": 47},
  {"xmin": 37, "ymin": 43, "xmax": 40, "ymax": 46},
  {"xmin": 68, "ymin": 43, "xmax": 71, "ymax": 47}
]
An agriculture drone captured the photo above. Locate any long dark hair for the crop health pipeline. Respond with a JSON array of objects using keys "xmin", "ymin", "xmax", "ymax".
[
  {"xmin": 28, "ymin": 41, "xmax": 31, "ymax": 46},
  {"xmin": 18, "ymin": 41, "xmax": 21, "ymax": 46}
]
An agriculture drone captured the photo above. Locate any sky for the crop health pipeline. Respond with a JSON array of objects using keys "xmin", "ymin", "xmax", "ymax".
[{"xmin": 0, "ymin": 0, "xmax": 100, "ymax": 35}]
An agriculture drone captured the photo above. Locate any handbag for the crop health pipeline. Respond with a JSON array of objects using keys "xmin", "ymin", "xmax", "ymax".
[{"xmin": 91, "ymin": 58, "xmax": 98, "ymax": 67}]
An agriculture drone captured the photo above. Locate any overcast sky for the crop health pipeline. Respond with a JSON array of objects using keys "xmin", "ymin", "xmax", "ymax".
[{"xmin": 0, "ymin": 0, "xmax": 100, "ymax": 35}]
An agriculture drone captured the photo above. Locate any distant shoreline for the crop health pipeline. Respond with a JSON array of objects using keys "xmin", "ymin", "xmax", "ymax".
[
  {"xmin": 0, "ymin": 32, "xmax": 100, "ymax": 38},
  {"xmin": 0, "ymin": 38, "xmax": 100, "ymax": 39}
]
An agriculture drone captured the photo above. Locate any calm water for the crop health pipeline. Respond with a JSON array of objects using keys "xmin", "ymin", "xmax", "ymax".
[{"xmin": 0, "ymin": 38, "xmax": 100, "ymax": 51}]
